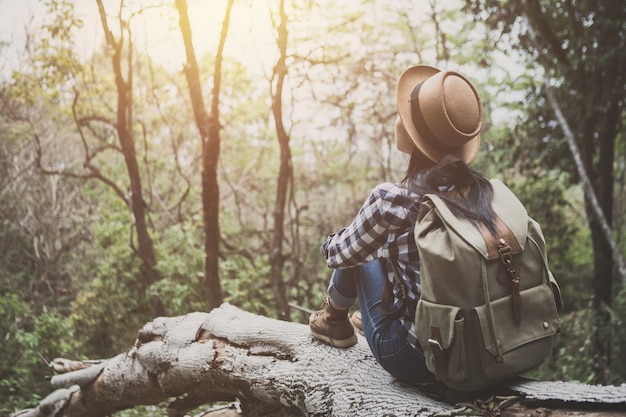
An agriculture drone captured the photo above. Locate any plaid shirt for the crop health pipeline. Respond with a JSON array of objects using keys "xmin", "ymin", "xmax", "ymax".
[{"xmin": 321, "ymin": 181, "xmax": 422, "ymax": 350}]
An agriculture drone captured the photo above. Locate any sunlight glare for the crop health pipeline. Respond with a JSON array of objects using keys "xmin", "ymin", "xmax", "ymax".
[{"xmin": 133, "ymin": 0, "xmax": 278, "ymax": 74}]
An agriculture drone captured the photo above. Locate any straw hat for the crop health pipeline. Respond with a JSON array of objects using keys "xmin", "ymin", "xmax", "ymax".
[{"xmin": 395, "ymin": 65, "xmax": 483, "ymax": 165}]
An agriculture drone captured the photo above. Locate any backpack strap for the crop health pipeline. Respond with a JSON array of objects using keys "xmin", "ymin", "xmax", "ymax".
[
  {"xmin": 381, "ymin": 260, "xmax": 416, "ymax": 321},
  {"xmin": 422, "ymin": 180, "xmax": 528, "ymax": 326},
  {"xmin": 477, "ymin": 216, "xmax": 523, "ymax": 324},
  {"xmin": 420, "ymin": 179, "xmax": 528, "ymax": 260},
  {"xmin": 476, "ymin": 215, "xmax": 522, "ymax": 260}
]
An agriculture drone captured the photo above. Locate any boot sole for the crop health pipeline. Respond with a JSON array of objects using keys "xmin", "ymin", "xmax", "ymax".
[{"xmin": 310, "ymin": 329, "xmax": 358, "ymax": 348}]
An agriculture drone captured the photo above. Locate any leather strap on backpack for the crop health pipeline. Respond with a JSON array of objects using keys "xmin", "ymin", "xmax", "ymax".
[
  {"xmin": 428, "ymin": 326, "xmax": 447, "ymax": 381},
  {"xmin": 497, "ymin": 239, "xmax": 522, "ymax": 325},
  {"xmin": 478, "ymin": 216, "xmax": 523, "ymax": 325}
]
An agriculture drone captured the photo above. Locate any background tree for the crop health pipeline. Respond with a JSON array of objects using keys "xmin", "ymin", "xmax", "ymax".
[
  {"xmin": 0, "ymin": 82, "xmax": 88, "ymax": 410},
  {"xmin": 268, "ymin": 0, "xmax": 292, "ymax": 320},
  {"xmin": 175, "ymin": 0, "xmax": 236, "ymax": 310},
  {"xmin": 463, "ymin": 0, "xmax": 626, "ymax": 384},
  {"xmin": 91, "ymin": 0, "xmax": 166, "ymax": 317}
]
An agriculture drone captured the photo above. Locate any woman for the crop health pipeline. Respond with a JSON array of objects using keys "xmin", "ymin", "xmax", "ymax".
[{"xmin": 309, "ymin": 65, "xmax": 497, "ymax": 385}]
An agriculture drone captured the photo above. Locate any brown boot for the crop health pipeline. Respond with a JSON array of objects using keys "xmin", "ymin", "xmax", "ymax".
[
  {"xmin": 309, "ymin": 298, "xmax": 357, "ymax": 348},
  {"xmin": 350, "ymin": 310, "xmax": 364, "ymax": 336}
]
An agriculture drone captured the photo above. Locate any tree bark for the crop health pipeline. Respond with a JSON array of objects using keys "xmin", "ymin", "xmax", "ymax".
[
  {"xmin": 269, "ymin": 0, "xmax": 292, "ymax": 321},
  {"xmin": 95, "ymin": 0, "xmax": 164, "ymax": 317},
  {"xmin": 12, "ymin": 305, "xmax": 626, "ymax": 417},
  {"xmin": 176, "ymin": 0, "xmax": 235, "ymax": 310}
]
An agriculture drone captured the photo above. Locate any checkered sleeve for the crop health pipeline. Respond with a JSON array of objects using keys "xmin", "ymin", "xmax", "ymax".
[{"xmin": 321, "ymin": 183, "xmax": 413, "ymax": 268}]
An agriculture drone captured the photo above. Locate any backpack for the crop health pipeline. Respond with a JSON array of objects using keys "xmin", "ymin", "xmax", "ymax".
[{"xmin": 413, "ymin": 179, "xmax": 563, "ymax": 391}]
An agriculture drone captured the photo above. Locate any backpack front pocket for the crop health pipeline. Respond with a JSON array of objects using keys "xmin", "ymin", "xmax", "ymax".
[
  {"xmin": 473, "ymin": 284, "xmax": 559, "ymax": 379},
  {"xmin": 415, "ymin": 300, "xmax": 467, "ymax": 382}
]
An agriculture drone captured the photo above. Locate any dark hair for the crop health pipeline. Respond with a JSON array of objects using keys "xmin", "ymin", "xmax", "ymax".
[{"xmin": 403, "ymin": 152, "xmax": 497, "ymax": 236}]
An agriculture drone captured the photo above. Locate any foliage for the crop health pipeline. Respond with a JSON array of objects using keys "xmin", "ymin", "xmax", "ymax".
[
  {"xmin": 0, "ymin": 293, "xmax": 81, "ymax": 415},
  {"xmin": 0, "ymin": 0, "xmax": 623, "ymax": 413},
  {"xmin": 529, "ymin": 285, "xmax": 626, "ymax": 385},
  {"xmin": 611, "ymin": 286, "xmax": 626, "ymax": 382},
  {"xmin": 507, "ymin": 174, "xmax": 593, "ymax": 309},
  {"xmin": 464, "ymin": 0, "xmax": 626, "ymax": 383},
  {"xmin": 150, "ymin": 222, "xmax": 206, "ymax": 315},
  {"xmin": 68, "ymin": 196, "xmax": 156, "ymax": 358}
]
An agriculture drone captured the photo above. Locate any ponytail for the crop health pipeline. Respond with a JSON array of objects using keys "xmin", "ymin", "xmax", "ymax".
[{"xmin": 404, "ymin": 154, "xmax": 497, "ymax": 236}]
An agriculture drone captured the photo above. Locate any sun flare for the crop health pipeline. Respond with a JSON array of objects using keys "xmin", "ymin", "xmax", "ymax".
[{"xmin": 126, "ymin": 0, "xmax": 278, "ymax": 73}]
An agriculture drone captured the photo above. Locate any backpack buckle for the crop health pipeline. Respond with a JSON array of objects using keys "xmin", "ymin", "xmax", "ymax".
[
  {"xmin": 429, "ymin": 327, "xmax": 448, "ymax": 381},
  {"xmin": 497, "ymin": 239, "xmax": 522, "ymax": 325},
  {"xmin": 497, "ymin": 239, "xmax": 513, "ymax": 265},
  {"xmin": 428, "ymin": 338, "xmax": 444, "ymax": 353}
]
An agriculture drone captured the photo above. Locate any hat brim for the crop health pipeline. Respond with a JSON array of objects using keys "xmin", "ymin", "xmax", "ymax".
[
  {"xmin": 396, "ymin": 65, "xmax": 480, "ymax": 165},
  {"xmin": 394, "ymin": 116, "xmax": 415, "ymax": 154}
]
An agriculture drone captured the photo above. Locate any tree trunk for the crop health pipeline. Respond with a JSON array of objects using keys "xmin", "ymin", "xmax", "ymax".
[
  {"xmin": 12, "ymin": 304, "xmax": 626, "ymax": 417},
  {"xmin": 585, "ymin": 81, "xmax": 616, "ymax": 309},
  {"xmin": 95, "ymin": 0, "xmax": 164, "ymax": 317},
  {"xmin": 176, "ymin": 0, "xmax": 234, "ymax": 310},
  {"xmin": 269, "ymin": 0, "xmax": 292, "ymax": 321}
]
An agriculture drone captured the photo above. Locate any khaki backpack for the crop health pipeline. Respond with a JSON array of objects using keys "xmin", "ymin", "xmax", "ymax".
[{"xmin": 414, "ymin": 179, "xmax": 563, "ymax": 391}]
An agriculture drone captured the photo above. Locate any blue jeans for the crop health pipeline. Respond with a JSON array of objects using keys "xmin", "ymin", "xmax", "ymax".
[{"xmin": 327, "ymin": 260, "xmax": 434, "ymax": 384}]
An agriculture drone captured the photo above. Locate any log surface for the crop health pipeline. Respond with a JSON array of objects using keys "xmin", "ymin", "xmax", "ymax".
[{"xmin": 11, "ymin": 304, "xmax": 626, "ymax": 417}]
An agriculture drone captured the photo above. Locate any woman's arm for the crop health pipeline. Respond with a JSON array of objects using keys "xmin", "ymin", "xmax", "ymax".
[{"xmin": 321, "ymin": 183, "xmax": 412, "ymax": 269}]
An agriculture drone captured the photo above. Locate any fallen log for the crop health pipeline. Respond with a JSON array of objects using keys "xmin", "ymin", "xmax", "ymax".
[{"xmin": 11, "ymin": 304, "xmax": 626, "ymax": 417}]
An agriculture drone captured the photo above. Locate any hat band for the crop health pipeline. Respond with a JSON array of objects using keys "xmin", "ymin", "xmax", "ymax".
[{"xmin": 410, "ymin": 83, "xmax": 457, "ymax": 154}]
